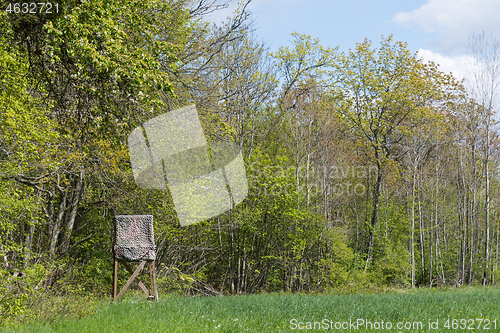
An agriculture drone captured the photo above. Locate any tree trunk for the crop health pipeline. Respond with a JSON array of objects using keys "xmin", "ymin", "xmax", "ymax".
[
  {"xmin": 366, "ymin": 152, "xmax": 383, "ymax": 269},
  {"xmin": 49, "ymin": 189, "xmax": 68, "ymax": 257},
  {"xmin": 418, "ymin": 187, "xmax": 425, "ymax": 284},
  {"xmin": 411, "ymin": 166, "xmax": 416, "ymax": 287},
  {"xmin": 24, "ymin": 220, "xmax": 36, "ymax": 267},
  {"xmin": 483, "ymin": 123, "xmax": 490, "ymax": 286},
  {"xmin": 61, "ymin": 171, "xmax": 84, "ymax": 255}
]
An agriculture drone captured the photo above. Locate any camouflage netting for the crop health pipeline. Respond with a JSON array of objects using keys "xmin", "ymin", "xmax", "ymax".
[{"xmin": 113, "ymin": 215, "xmax": 156, "ymax": 262}]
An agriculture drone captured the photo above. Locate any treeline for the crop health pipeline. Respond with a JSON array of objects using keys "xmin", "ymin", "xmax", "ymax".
[{"xmin": 1, "ymin": 0, "xmax": 500, "ymax": 316}]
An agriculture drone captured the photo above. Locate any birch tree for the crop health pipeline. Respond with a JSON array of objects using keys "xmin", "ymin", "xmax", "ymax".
[{"xmin": 465, "ymin": 32, "xmax": 500, "ymax": 285}]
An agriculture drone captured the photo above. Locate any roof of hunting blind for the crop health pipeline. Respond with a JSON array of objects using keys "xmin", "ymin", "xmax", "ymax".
[{"xmin": 113, "ymin": 215, "xmax": 156, "ymax": 262}]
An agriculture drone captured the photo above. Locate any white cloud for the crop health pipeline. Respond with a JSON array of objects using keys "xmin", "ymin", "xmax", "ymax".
[
  {"xmin": 417, "ymin": 48, "xmax": 468, "ymax": 80},
  {"xmin": 418, "ymin": 49, "xmax": 500, "ymax": 117},
  {"xmin": 393, "ymin": 0, "xmax": 500, "ymax": 55}
]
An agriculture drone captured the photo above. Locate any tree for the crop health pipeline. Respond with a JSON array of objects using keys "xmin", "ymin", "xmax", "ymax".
[
  {"xmin": 5, "ymin": 0, "xmax": 190, "ymax": 260},
  {"xmin": 331, "ymin": 36, "xmax": 452, "ymax": 268},
  {"xmin": 269, "ymin": 33, "xmax": 337, "ymax": 146},
  {"xmin": 465, "ymin": 32, "xmax": 500, "ymax": 285},
  {"xmin": 0, "ymin": 12, "xmax": 58, "ymax": 267}
]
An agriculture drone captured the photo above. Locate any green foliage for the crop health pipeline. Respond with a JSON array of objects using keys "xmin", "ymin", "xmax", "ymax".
[
  {"xmin": 375, "ymin": 244, "xmax": 410, "ymax": 286},
  {"xmin": 0, "ymin": 13, "xmax": 57, "ymax": 267},
  {"xmin": 272, "ymin": 32, "xmax": 337, "ymax": 88},
  {"xmin": 0, "ymin": 14, "xmax": 56, "ymax": 165},
  {"xmin": 10, "ymin": 0, "xmax": 186, "ymax": 103},
  {"xmin": 0, "ymin": 262, "xmax": 97, "ymax": 325}
]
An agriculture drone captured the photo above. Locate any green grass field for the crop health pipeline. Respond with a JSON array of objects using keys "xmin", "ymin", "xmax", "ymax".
[{"xmin": 3, "ymin": 287, "xmax": 500, "ymax": 332}]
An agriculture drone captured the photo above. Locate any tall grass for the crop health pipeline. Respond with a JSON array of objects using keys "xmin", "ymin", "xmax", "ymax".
[{"xmin": 3, "ymin": 287, "xmax": 500, "ymax": 332}]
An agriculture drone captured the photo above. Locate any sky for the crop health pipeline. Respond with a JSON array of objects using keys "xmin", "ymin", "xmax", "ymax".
[{"xmin": 207, "ymin": 0, "xmax": 500, "ymax": 80}]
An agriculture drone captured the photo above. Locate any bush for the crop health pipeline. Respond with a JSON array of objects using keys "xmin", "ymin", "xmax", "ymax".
[{"xmin": 0, "ymin": 260, "xmax": 100, "ymax": 328}]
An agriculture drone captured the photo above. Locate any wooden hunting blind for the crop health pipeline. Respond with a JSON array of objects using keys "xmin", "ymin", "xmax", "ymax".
[{"xmin": 113, "ymin": 215, "xmax": 158, "ymax": 301}]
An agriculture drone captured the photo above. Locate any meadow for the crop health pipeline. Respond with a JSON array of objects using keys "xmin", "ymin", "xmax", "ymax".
[{"xmin": 2, "ymin": 287, "xmax": 500, "ymax": 332}]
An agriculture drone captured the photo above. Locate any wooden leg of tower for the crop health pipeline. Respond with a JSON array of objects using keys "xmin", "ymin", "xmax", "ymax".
[
  {"xmin": 116, "ymin": 261, "xmax": 146, "ymax": 301},
  {"xmin": 149, "ymin": 261, "xmax": 154, "ymax": 297},
  {"xmin": 120, "ymin": 260, "xmax": 149, "ymax": 296},
  {"xmin": 152, "ymin": 260, "xmax": 158, "ymax": 301},
  {"xmin": 113, "ymin": 259, "xmax": 118, "ymax": 302}
]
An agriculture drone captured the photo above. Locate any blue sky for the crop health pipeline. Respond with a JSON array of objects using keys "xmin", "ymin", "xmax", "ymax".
[{"xmin": 208, "ymin": 0, "xmax": 500, "ymax": 80}]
